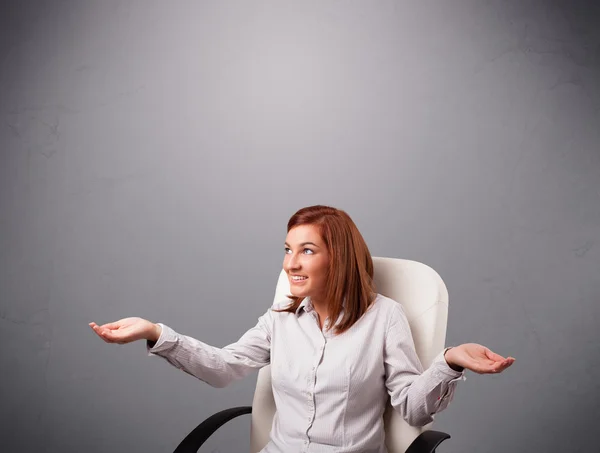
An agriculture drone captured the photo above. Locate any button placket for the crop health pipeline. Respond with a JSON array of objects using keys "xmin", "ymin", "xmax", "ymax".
[{"xmin": 306, "ymin": 340, "xmax": 323, "ymax": 432}]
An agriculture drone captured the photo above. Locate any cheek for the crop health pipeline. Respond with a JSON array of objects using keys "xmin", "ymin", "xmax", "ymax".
[{"xmin": 312, "ymin": 260, "xmax": 329, "ymax": 283}]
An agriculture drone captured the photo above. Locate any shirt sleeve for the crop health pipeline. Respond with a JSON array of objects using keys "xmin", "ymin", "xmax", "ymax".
[
  {"xmin": 384, "ymin": 303, "xmax": 466, "ymax": 426},
  {"xmin": 146, "ymin": 308, "xmax": 273, "ymax": 388}
]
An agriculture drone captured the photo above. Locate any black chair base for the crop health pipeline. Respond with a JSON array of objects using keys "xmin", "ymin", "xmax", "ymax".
[{"xmin": 173, "ymin": 406, "xmax": 450, "ymax": 453}]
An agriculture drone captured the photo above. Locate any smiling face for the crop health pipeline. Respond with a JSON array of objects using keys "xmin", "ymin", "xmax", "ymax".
[{"xmin": 283, "ymin": 224, "xmax": 330, "ymax": 303}]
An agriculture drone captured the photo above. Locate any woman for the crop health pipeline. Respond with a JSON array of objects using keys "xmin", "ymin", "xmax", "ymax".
[{"xmin": 90, "ymin": 205, "xmax": 514, "ymax": 453}]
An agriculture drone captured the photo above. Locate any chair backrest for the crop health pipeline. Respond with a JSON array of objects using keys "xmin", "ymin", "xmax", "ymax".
[{"xmin": 250, "ymin": 257, "xmax": 449, "ymax": 453}]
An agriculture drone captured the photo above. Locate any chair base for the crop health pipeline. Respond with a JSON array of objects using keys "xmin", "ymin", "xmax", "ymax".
[
  {"xmin": 173, "ymin": 406, "xmax": 252, "ymax": 453},
  {"xmin": 405, "ymin": 430, "xmax": 451, "ymax": 453},
  {"xmin": 173, "ymin": 406, "xmax": 450, "ymax": 453}
]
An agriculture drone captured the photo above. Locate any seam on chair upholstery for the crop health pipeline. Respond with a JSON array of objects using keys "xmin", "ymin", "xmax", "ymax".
[{"xmin": 414, "ymin": 300, "xmax": 442, "ymax": 320}]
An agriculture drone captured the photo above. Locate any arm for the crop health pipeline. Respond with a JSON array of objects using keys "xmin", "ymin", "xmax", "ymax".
[
  {"xmin": 147, "ymin": 308, "xmax": 273, "ymax": 388},
  {"xmin": 384, "ymin": 304, "xmax": 465, "ymax": 427}
]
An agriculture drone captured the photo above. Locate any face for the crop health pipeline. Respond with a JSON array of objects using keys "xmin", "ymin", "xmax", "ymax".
[{"xmin": 283, "ymin": 224, "xmax": 330, "ymax": 302}]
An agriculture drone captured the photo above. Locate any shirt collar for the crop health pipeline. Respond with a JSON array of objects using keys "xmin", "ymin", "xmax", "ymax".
[
  {"xmin": 295, "ymin": 297, "xmax": 346, "ymax": 329},
  {"xmin": 295, "ymin": 297, "xmax": 314, "ymax": 315}
]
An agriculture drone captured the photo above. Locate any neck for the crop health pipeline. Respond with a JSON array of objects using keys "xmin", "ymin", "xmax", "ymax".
[{"xmin": 309, "ymin": 296, "xmax": 329, "ymax": 321}]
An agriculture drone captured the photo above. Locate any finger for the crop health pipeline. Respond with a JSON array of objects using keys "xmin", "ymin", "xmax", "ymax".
[
  {"xmin": 103, "ymin": 326, "xmax": 137, "ymax": 344},
  {"xmin": 464, "ymin": 357, "xmax": 503, "ymax": 374},
  {"xmin": 100, "ymin": 328, "xmax": 123, "ymax": 340},
  {"xmin": 484, "ymin": 359, "xmax": 515, "ymax": 374},
  {"xmin": 494, "ymin": 357, "xmax": 515, "ymax": 369},
  {"xmin": 91, "ymin": 325, "xmax": 111, "ymax": 343},
  {"xmin": 491, "ymin": 359, "xmax": 512, "ymax": 372},
  {"xmin": 90, "ymin": 322, "xmax": 109, "ymax": 338},
  {"xmin": 476, "ymin": 366, "xmax": 501, "ymax": 374},
  {"xmin": 98, "ymin": 321, "xmax": 122, "ymax": 330},
  {"xmin": 485, "ymin": 349, "xmax": 506, "ymax": 362},
  {"xmin": 501, "ymin": 358, "xmax": 516, "ymax": 368},
  {"xmin": 93, "ymin": 325, "xmax": 122, "ymax": 343}
]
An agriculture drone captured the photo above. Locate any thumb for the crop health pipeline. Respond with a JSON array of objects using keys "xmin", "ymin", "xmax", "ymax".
[
  {"xmin": 98, "ymin": 321, "xmax": 126, "ymax": 330},
  {"xmin": 485, "ymin": 348, "xmax": 507, "ymax": 362}
]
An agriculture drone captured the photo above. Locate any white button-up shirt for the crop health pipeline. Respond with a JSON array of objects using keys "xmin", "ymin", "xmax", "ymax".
[{"xmin": 148, "ymin": 294, "xmax": 465, "ymax": 453}]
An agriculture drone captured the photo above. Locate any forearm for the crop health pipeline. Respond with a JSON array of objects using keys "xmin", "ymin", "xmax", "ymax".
[
  {"xmin": 147, "ymin": 324, "xmax": 257, "ymax": 387},
  {"xmin": 147, "ymin": 313, "xmax": 272, "ymax": 387},
  {"xmin": 390, "ymin": 351, "xmax": 465, "ymax": 426}
]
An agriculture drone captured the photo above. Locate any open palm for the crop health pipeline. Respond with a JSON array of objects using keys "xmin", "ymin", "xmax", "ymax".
[
  {"xmin": 89, "ymin": 317, "xmax": 160, "ymax": 344},
  {"xmin": 446, "ymin": 343, "xmax": 515, "ymax": 374}
]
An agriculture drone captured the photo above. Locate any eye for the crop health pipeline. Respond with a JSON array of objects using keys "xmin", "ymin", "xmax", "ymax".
[
  {"xmin": 284, "ymin": 247, "xmax": 291, "ymax": 254},
  {"xmin": 303, "ymin": 248, "xmax": 314, "ymax": 255}
]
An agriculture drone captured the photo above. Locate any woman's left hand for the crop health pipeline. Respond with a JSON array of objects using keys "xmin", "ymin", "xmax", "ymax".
[{"xmin": 444, "ymin": 343, "xmax": 515, "ymax": 374}]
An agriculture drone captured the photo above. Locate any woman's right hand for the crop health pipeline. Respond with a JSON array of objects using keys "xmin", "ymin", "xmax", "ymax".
[{"xmin": 89, "ymin": 317, "xmax": 162, "ymax": 344}]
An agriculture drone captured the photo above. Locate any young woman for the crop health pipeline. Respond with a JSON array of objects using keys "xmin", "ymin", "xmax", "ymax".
[{"xmin": 90, "ymin": 205, "xmax": 514, "ymax": 453}]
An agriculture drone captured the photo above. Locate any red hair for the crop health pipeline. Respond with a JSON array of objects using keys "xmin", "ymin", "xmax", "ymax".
[{"xmin": 275, "ymin": 205, "xmax": 376, "ymax": 334}]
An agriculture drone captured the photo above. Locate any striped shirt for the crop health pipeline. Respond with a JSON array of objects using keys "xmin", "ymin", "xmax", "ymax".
[{"xmin": 148, "ymin": 294, "xmax": 465, "ymax": 453}]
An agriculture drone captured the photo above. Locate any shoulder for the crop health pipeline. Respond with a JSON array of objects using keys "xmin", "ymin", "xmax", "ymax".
[
  {"xmin": 253, "ymin": 297, "xmax": 294, "ymax": 332},
  {"xmin": 370, "ymin": 293, "xmax": 405, "ymax": 314},
  {"xmin": 268, "ymin": 297, "xmax": 298, "ymax": 321},
  {"xmin": 271, "ymin": 296, "xmax": 295, "ymax": 311},
  {"xmin": 368, "ymin": 293, "xmax": 408, "ymax": 326}
]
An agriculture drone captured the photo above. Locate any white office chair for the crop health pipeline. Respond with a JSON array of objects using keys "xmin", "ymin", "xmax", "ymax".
[{"xmin": 173, "ymin": 257, "xmax": 453, "ymax": 453}]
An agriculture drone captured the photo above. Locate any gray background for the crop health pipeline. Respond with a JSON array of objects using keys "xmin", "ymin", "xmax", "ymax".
[{"xmin": 1, "ymin": 1, "xmax": 599, "ymax": 452}]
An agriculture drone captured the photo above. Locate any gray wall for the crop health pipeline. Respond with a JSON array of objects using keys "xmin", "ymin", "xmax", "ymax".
[{"xmin": 1, "ymin": 1, "xmax": 599, "ymax": 452}]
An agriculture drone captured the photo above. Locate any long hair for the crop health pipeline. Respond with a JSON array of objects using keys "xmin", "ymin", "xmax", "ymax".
[{"xmin": 275, "ymin": 205, "xmax": 376, "ymax": 334}]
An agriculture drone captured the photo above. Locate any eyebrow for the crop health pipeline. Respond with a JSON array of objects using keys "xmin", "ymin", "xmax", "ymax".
[{"xmin": 284, "ymin": 242, "xmax": 321, "ymax": 248}]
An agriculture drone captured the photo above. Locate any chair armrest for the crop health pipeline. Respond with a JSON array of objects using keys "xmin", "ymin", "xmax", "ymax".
[
  {"xmin": 173, "ymin": 406, "xmax": 252, "ymax": 453},
  {"xmin": 405, "ymin": 430, "xmax": 451, "ymax": 453}
]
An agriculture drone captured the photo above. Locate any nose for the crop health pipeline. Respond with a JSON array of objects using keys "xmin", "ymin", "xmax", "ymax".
[{"xmin": 285, "ymin": 252, "xmax": 300, "ymax": 272}]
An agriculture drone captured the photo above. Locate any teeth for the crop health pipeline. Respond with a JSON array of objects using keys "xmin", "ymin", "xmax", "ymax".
[{"xmin": 292, "ymin": 276, "xmax": 307, "ymax": 280}]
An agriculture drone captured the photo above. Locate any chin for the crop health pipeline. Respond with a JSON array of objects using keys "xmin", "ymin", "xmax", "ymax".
[{"xmin": 289, "ymin": 287, "xmax": 309, "ymax": 298}]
